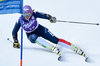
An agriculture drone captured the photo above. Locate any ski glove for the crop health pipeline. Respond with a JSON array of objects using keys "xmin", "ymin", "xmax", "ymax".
[
  {"xmin": 13, "ymin": 37, "xmax": 20, "ymax": 48},
  {"xmin": 49, "ymin": 17, "xmax": 56, "ymax": 23},
  {"xmin": 13, "ymin": 42, "xmax": 20, "ymax": 48}
]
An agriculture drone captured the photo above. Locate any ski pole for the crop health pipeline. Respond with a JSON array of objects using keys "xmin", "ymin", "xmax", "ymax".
[
  {"xmin": 56, "ymin": 20, "xmax": 99, "ymax": 26},
  {"xmin": 7, "ymin": 38, "xmax": 13, "ymax": 43}
]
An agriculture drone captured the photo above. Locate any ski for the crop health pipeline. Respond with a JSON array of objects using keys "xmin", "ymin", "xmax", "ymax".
[
  {"xmin": 83, "ymin": 54, "xmax": 89, "ymax": 62},
  {"xmin": 58, "ymin": 53, "xmax": 89, "ymax": 62},
  {"xmin": 57, "ymin": 47, "xmax": 89, "ymax": 62},
  {"xmin": 85, "ymin": 56, "xmax": 88, "ymax": 62},
  {"xmin": 58, "ymin": 56, "xmax": 62, "ymax": 61}
]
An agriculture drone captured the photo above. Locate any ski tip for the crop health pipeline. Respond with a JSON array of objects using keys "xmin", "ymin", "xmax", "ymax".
[
  {"xmin": 85, "ymin": 56, "xmax": 89, "ymax": 62},
  {"xmin": 58, "ymin": 56, "xmax": 62, "ymax": 61},
  {"xmin": 85, "ymin": 57, "xmax": 88, "ymax": 62}
]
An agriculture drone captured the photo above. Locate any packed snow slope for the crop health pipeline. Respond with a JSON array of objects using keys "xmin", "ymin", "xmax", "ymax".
[{"xmin": 0, "ymin": 0, "xmax": 100, "ymax": 66}]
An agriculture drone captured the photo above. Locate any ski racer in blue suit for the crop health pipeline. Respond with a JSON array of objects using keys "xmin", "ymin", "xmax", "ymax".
[{"xmin": 12, "ymin": 5, "xmax": 86, "ymax": 58}]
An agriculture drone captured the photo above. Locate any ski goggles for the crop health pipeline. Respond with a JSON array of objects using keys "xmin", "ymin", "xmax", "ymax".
[{"xmin": 23, "ymin": 12, "xmax": 32, "ymax": 17}]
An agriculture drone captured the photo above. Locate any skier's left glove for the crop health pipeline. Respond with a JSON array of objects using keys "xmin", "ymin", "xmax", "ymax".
[{"xmin": 49, "ymin": 17, "xmax": 56, "ymax": 23}]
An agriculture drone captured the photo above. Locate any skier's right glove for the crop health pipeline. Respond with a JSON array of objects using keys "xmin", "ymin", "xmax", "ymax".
[
  {"xmin": 13, "ymin": 37, "xmax": 20, "ymax": 48},
  {"xmin": 13, "ymin": 42, "xmax": 20, "ymax": 48}
]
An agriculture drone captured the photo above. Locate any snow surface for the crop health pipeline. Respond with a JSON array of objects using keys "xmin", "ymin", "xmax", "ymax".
[{"xmin": 0, "ymin": 0, "xmax": 100, "ymax": 66}]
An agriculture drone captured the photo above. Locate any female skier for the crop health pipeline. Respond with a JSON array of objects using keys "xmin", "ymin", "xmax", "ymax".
[{"xmin": 12, "ymin": 5, "xmax": 87, "ymax": 60}]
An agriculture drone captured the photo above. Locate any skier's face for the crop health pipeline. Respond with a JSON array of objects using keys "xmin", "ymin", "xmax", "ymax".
[
  {"xmin": 25, "ymin": 16, "xmax": 30, "ymax": 20},
  {"xmin": 23, "ymin": 12, "xmax": 32, "ymax": 20}
]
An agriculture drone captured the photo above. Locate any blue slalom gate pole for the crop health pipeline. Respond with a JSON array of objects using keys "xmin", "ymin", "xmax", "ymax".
[
  {"xmin": 20, "ymin": 16, "xmax": 23, "ymax": 66},
  {"xmin": 20, "ymin": 0, "xmax": 23, "ymax": 66}
]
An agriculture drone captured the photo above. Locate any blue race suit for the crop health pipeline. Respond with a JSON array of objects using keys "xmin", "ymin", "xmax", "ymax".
[{"xmin": 12, "ymin": 11, "xmax": 59, "ymax": 44}]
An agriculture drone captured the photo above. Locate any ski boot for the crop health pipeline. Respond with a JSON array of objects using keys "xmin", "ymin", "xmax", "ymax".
[
  {"xmin": 71, "ymin": 44, "xmax": 88, "ymax": 62},
  {"xmin": 51, "ymin": 46, "xmax": 61, "ymax": 56},
  {"xmin": 51, "ymin": 46, "xmax": 62, "ymax": 61}
]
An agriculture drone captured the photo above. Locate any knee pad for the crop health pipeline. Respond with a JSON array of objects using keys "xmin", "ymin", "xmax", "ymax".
[{"xmin": 28, "ymin": 34, "xmax": 38, "ymax": 43}]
